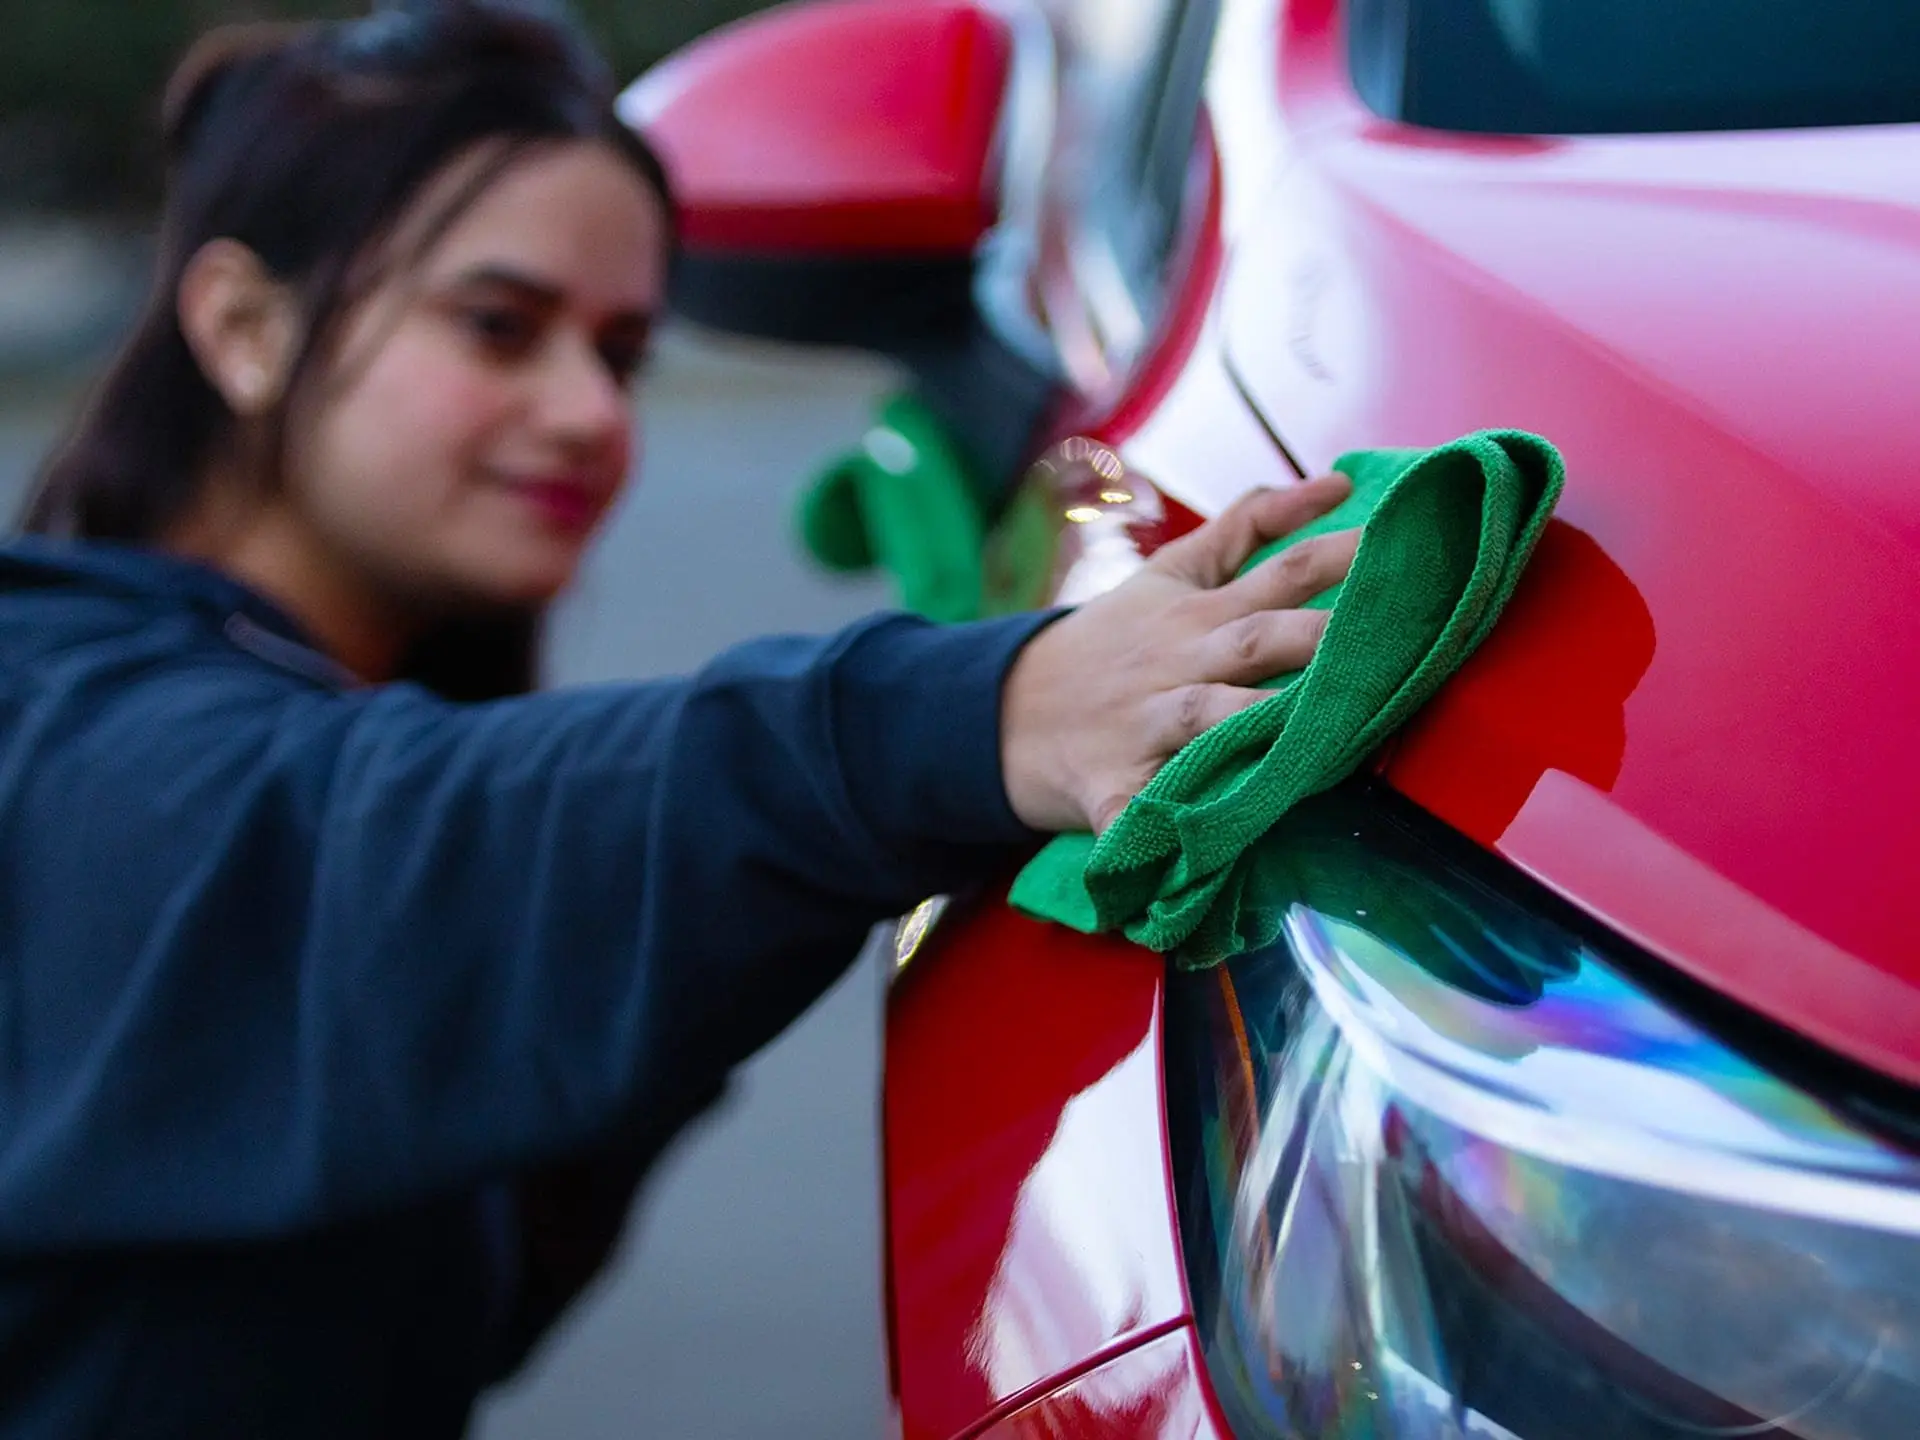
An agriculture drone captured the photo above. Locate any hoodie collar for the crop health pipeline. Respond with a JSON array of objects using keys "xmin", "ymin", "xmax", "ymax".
[{"xmin": 0, "ymin": 537, "xmax": 356, "ymax": 688}]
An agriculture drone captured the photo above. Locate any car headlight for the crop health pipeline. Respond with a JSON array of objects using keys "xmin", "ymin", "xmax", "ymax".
[{"xmin": 1165, "ymin": 785, "xmax": 1920, "ymax": 1440}]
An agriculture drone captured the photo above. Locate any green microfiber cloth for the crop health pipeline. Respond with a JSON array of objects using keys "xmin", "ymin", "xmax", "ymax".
[{"xmin": 1008, "ymin": 429, "xmax": 1565, "ymax": 969}]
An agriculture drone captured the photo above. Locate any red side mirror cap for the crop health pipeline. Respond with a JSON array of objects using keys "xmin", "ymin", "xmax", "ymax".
[{"xmin": 620, "ymin": 0, "xmax": 1013, "ymax": 257}]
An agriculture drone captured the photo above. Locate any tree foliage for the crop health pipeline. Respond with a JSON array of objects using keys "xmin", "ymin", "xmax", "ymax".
[{"xmin": 0, "ymin": 0, "xmax": 767, "ymax": 213}]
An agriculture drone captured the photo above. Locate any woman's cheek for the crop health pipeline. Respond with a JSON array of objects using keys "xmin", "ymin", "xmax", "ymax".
[{"xmin": 359, "ymin": 338, "xmax": 520, "ymax": 500}]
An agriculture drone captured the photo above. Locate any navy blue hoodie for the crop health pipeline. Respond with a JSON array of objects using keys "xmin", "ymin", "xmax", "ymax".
[{"xmin": 0, "ymin": 538, "xmax": 1050, "ymax": 1437}]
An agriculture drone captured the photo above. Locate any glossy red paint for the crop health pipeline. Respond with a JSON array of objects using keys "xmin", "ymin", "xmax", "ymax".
[
  {"xmin": 1499, "ymin": 772, "xmax": 1920, "ymax": 1089},
  {"xmin": 972, "ymin": 1325, "xmax": 1229, "ymax": 1439},
  {"xmin": 884, "ymin": 898, "xmax": 1190, "ymax": 1440},
  {"xmin": 1200, "ymin": 0, "xmax": 1920, "ymax": 1082},
  {"xmin": 866, "ymin": 0, "xmax": 1920, "ymax": 1432},
  {"xmin": 622, "ymin": 0, "xmax": 1008, "ymax": 255}
]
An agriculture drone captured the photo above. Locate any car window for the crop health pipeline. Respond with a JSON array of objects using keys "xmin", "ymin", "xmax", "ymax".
[
  {"xmin": 1351, "ymin": 0, "xmax": 1920, "ymax": 135},
  {"xmin": 1048, "ymin": 0, "xmax": 1218, "ymax": 366}
]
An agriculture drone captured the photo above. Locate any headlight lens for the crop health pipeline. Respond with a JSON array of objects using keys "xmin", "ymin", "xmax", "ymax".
[{"xmin": 1166, "ymin": 786, "xmax": 1920, "ymax": 1439}]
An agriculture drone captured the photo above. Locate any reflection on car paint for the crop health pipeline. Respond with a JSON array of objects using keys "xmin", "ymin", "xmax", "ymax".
[
  {"xmin": 885, "ymin": 903, "xmax": 1188, "ymax": 1439},
  {"xmin": 979, "ymin": 1326, "xmax": 1228, "ymax": 1438}
]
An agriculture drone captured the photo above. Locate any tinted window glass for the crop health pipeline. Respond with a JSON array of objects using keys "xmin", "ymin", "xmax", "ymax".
[{"xmin": 1351, "ymin": 0, "xmax": 1920, "ymax": 135}]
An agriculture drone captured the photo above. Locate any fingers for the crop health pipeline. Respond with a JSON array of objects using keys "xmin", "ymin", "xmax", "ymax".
[
  {"xmin": 1203, "ymin": 607, "xmax": 1331, "ymax": 685},
  {"xmin": 1211, "ymin": 527, "xmax": 1360, "ymax": 620},
  {"xmin": 1011, "ymin": 469, "xmax": 1357, "ymax": 836},
  {"xmin": 1150, "ymin": 681, "xmax": 1278, "ymax": 756},
  {"xmin": 1151, "ymin": 474, "xmax": 1352, "ymax": 589}
]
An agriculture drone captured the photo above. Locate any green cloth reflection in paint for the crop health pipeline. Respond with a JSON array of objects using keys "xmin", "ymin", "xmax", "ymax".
[{"xmin": 796, "ymin": 392, "xmax": 1056, "ymax": 623}]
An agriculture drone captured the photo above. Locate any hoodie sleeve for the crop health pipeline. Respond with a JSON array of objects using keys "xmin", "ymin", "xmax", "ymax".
[{"xmin": 0, "ymin": 610, "xmax": 1052, "ymax": 1247}]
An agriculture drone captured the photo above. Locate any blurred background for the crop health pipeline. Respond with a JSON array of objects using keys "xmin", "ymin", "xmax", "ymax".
[
  {"xmin": 0, "ymin": 0, "xmax": 773, "ymax": 369},
  {"xmin": 1, "ymin": 1, "xmax": 913, "ymax": 1435}
]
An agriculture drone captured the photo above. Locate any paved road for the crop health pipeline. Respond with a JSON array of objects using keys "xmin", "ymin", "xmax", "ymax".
[{"xmin": 0, "ymin": 331, "xmax": 906, "ymax": 1439}]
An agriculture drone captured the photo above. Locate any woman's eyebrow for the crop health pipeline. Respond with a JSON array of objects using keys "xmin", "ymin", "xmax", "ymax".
[
  {"xmin": 444, "ymin": 264, "xmax": 565, "ymax": 304},
  {"xmin": 443, "ymin": 264, "xmax": 656, "ymax": 327}
]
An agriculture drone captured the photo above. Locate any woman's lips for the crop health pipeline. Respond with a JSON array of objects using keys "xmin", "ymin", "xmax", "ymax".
[{"xmin": 507, "ymin": 476, "xmax": 609, "ymax": 534}]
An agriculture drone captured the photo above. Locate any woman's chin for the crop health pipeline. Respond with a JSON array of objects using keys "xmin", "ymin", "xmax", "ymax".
[{"xmin": 442, "ymin": 543, "xmax": 586, "ymax": 611}]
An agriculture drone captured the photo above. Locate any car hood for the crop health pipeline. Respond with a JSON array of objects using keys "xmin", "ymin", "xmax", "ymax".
[{"xmin": 1222, "ymin": 120, "xmax": 1920, "ymax": 1085}]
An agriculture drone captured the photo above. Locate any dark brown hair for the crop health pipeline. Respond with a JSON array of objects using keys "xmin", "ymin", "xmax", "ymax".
[{"xmin": 23, "ymin": 0, "xmax": 675, "ymax": 700}]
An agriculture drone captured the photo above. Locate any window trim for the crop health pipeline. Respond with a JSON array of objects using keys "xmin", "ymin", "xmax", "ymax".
[{"xmin": 1066, "ymin": 0, "xmax": 1221, "ymax": 375}]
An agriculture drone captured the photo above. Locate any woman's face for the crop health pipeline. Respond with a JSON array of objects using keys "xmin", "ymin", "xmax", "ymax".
[{"xmin": 287, "ymin": 139, "xmax": 668, "ymax": 611}]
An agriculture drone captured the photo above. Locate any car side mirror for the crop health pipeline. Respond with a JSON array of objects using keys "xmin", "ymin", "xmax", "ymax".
[{"xmin": 619, "ymin": 0, "xmax": 1013, "ymax": 351}]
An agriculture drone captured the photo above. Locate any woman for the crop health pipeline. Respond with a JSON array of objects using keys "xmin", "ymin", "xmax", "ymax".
[{"xmin": 0, "ymin": 3, "xmax": 1357, "ymax": 1435}]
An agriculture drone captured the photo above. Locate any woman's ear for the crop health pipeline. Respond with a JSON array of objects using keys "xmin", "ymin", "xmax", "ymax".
[{"xmin": 177, "ymin": 240, "xmax": 301, "ymax": 417}]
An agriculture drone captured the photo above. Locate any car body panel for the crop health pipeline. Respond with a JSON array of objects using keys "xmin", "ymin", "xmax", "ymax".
[
  {"xmin": 1198, "ymin": 0, "xmax": 1920, "ymax": 1082},
  {"xmin": 885, "ymin": 898, "xmax": 1189, "ymax": 1440},
  {"xmin": 975, "ymin": 1324, "xmax": 1229, "ymax": 1439},
  {"xmin": 879, "ymin": 0, "xmax": 1920, "ymax": 1434}
]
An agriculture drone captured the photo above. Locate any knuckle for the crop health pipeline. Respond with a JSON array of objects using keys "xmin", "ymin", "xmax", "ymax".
[
  {"xmin": 1272, "ymin": 543, "xmax": 1318, "ymax": 591},
  {"xmin": 1228, "ymin": 613, "xmax": 1268, "ymax": 665},
  {"xmin": 1199, "ymin": 522, "xmax": 1246, "ymax": 569},
  {"xmin": 1175, "ymin": 683, "xmax": 1211, "ymax": 735}
]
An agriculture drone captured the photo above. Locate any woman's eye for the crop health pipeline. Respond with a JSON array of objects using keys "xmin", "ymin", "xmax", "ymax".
[
  {"xmin": 597, "ymin": 339, "xmax": 648, "ymax": 388},
  {"xmin": 463, "ymin": 306, "xmax": 539, "ymax": 358}
]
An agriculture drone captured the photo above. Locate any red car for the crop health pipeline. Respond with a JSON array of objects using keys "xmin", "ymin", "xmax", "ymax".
[{"xmin": 625, "ymin": 0, "xmax": 1920, "ymax": 1434}]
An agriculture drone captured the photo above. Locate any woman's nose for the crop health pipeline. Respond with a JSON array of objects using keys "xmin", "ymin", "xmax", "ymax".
[{"xmin": 540, "ymin": 334, "xmax": 630, "ymax": 450}]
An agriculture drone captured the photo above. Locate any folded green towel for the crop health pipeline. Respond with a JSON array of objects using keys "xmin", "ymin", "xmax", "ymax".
[{"xmin": 1008, "ymin": 429, "xmax": 1565, "ymax": 968}]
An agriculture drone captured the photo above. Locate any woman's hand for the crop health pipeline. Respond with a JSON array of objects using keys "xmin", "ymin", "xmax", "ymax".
[{"xmin": 1000, "ymin": 476, "xmax": 1359, "ymax": 834}]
